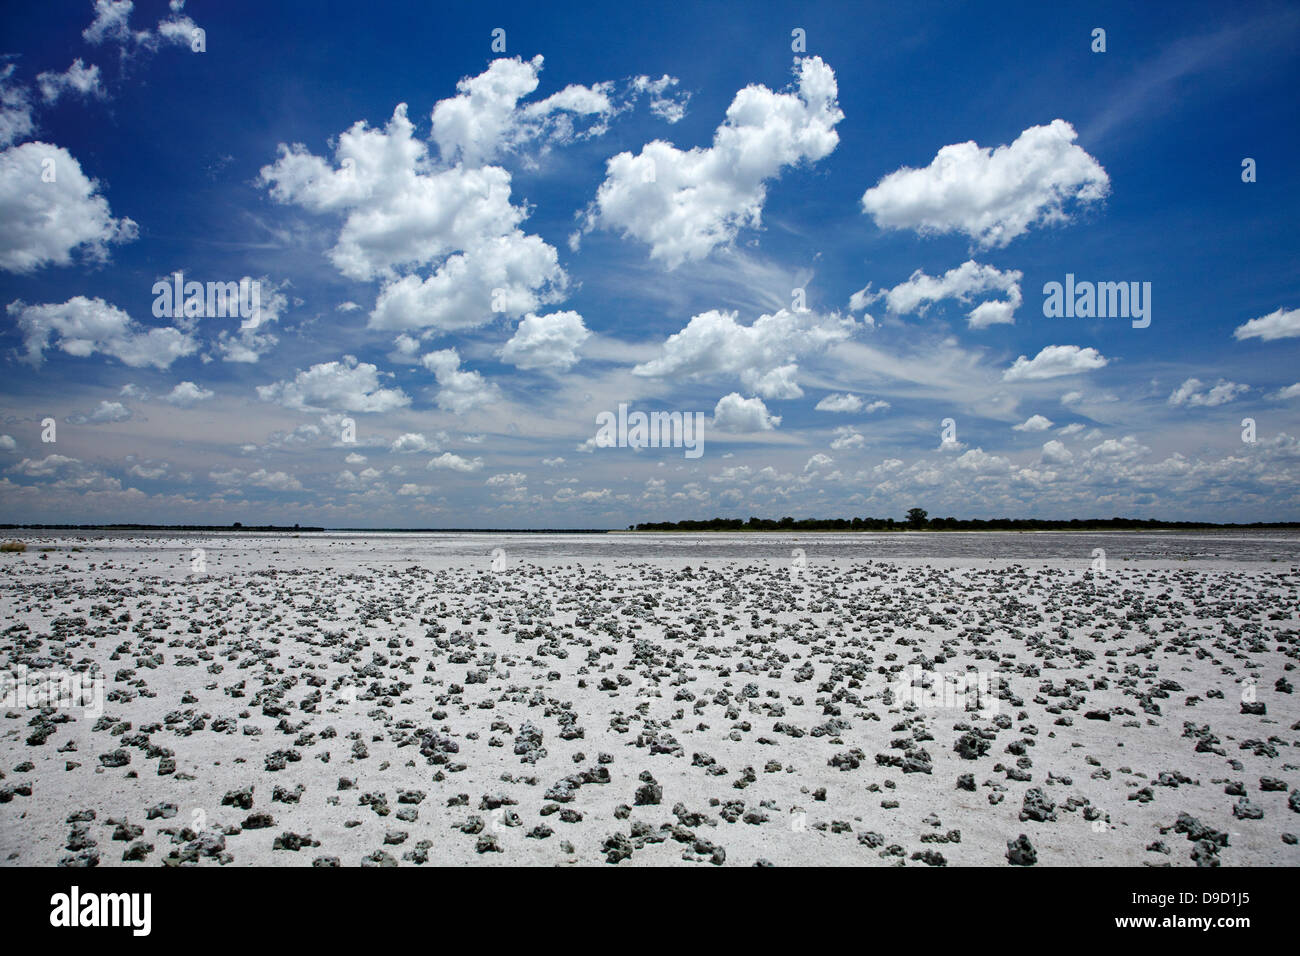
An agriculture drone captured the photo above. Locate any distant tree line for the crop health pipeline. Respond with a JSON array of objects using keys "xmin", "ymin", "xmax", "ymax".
[{"xmin": 630, "ymin": 512, "xmax": 1300, "ymax": 532}]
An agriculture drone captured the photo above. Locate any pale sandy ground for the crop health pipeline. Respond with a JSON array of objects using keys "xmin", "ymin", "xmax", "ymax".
[{"xmin": 0, "ymin": 533, "xmax": 1297, "ymax": 867}]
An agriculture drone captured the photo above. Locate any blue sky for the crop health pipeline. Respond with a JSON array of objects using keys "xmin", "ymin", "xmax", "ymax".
[{"xmin": 1, "ymin": 0, "xmax": 1298, "ymax": 527}]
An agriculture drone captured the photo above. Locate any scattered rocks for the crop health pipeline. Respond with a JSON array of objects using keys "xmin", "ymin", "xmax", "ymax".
[{"xmin": 3, "ymin": 534, "xmax": 1297, "ymax": 867}]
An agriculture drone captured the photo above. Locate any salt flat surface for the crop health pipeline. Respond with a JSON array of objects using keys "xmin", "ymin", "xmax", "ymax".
[{"xmin": 1, "ymin": 532, "xmax": 1297, "ymax": 867}]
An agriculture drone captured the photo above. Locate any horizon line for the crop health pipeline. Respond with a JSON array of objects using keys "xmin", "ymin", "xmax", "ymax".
[{"xmin": 5, "ymin": 518, "xmax": 1300, "ymax": 534}]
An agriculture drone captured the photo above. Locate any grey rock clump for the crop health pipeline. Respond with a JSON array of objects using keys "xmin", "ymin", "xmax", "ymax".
[
  {"xmin": 1006, "ymin": 834, "xmax": 1037, "ymax": 866},
  {"xmin": 513, "ymin": 721, "xmax": 546, "ymax": 764},
  {"xmin": 634, "ymin": 771, "xmax": 662, "ymax": 806},
  {"xmin": 1019, "ymin": 788, "xmax": 1056, "ymax": 823},
  {"xmin": 222, "ymin": 786, "xmax": 254, "ymax": 810}
]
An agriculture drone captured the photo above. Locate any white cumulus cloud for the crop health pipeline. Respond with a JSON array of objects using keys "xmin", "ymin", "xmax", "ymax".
[
  {"xmin": 815, "ymin": 392, "xmax": 864, "ymax": 412},
  {"xmin": 634, "ymin": 308, "xmax": 856, "ymax": 399},
  {"xmin": 428, "ymin": 452, "xmax": 483, "ymax": 472},
  {"xmin": 585, "ymin": 56, "xmax": 842, "ymax": 267},
  {"xmin": 830, "ymin": 426, "xmax": 865, "ymax": 450},
  {"xmin": 36, "ymin": 60, "xmax": 105, "ymax": 104},
  {"xmin": 420, "ymin": 348, "xmax": 500, "ymax": 413},
  {"xmin": 259, "ymin": 64, "xmax": 584, "ymax": 336},
  {"xmin": 8, "ymin": 296, "xmax": 194, "ymax": 368},
  {"xmin": 390, "ymin": 433, "xmax": 440, "ymax": 454},
  {"xmin": 1167, "ymin": 377, "xmax": 1249, "ymax": 407},
  {"xmin": 431, "ymin": 55, "xmax": 615, "ymax": 167},
  {"xmin": 0, "ymin": 66, "xmax": 34, "ymax": 149},
  {"xmin": 82, "ymin": 1, "xmax": 134, "ymax": 45},
  {"xmin": 499, "ymin": 310, "xmax": 590, "ymax": 371},
  {"xmin": 1041, "ymin": 439, "xmax": 1073, "ymax": 465},
  {"xmin": 712, "ymin": 393, "xmax": 781, "ymax": 432},
  {"xmin": 874, "ymin": 260, "xmax": 1023, "ymax": 329},
  {"xmin": 257, "ymin": 355, "xmax": 410, "ymax": 413},
  {"xmin": 1013, "ymin": 414, "xmax": 1054, "ymax": 431},
  {"xmin": 1003, "ymin": 345, "xmax": 1108, "ymax": 382},
  {"xmin": 160, "ymin": 381, "xmax": 214, "ymax": 406},
  {"xmin": 1086, "ymin": 434, "xmax": 1150, "ymax": 462},
  {"xmin": 67, "ymin": 400, "xmax": 132, "ymax": 424},
  {"xmin": 1233, "ymin": 306, "xmax": 1300, "ymax": 342},
  {"xmin": 0, "ymin": 142, "xmax": 138, "ymax": 272},
  {"xmin": 861, "ymin": 120, "xmax": 1109, "ymax": 248}
]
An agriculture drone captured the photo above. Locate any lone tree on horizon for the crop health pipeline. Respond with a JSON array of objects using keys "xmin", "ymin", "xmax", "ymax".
[{"xmin": 906, "ymin": 507, "xmax": 928, "ymax": 529}]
